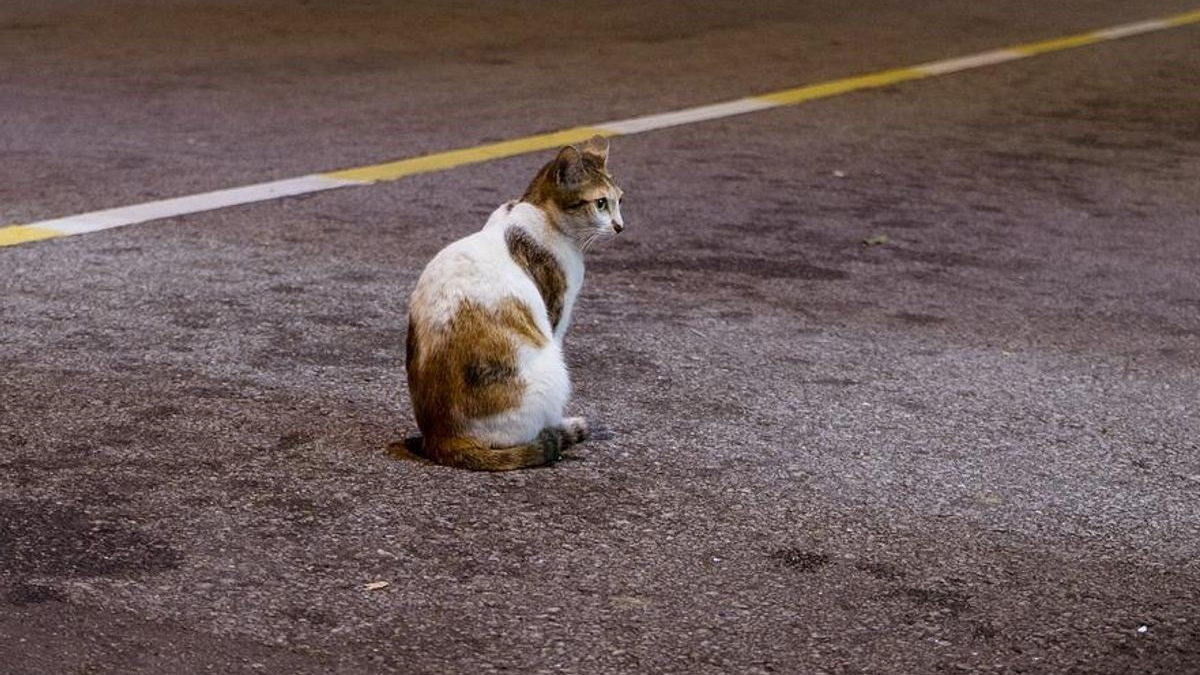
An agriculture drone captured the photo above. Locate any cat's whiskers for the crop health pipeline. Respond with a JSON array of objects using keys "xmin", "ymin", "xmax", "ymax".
[
  {"xmin": 582, "ymin": 231, "xmax": 607, "ymax": 253},
  {"xmin": 580, "ymin": 232, "xmax": 597, "ymax": 252}
]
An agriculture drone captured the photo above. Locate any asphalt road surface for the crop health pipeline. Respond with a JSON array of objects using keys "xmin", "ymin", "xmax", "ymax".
[{"xmin": 2, "ymin": 1, "xmax": 1199, "ymax": 673}]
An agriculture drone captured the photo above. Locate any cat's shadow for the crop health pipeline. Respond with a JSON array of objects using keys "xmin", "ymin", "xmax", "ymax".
[{"xmin": 385, "ymin": 436, "xmax": 426, "ymax": 463}]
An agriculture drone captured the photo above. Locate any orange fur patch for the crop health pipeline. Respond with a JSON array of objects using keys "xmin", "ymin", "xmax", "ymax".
[
  {"xmin": 521, "ymin": 144, "xmax": 613, "ymax": 217},
  {"xmin": 407, "ymin": 298, "xmax": 547, "ymax": 441}
]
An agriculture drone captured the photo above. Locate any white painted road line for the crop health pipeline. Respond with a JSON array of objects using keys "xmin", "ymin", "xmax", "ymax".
[
  {"xmin": 1092, "ymin": 19, "xmax": 1170, "ymax": 40},
  {"xmin": 42, "ymin": 175, "xmax": 366, "ymax": 237},
  {"xmin": 597, "ymin": 99, "xmax": 778, "ymax": 135},
  {"xmin": 914, "ymin": 50, "xmax": 1026, "ymax": 76}
]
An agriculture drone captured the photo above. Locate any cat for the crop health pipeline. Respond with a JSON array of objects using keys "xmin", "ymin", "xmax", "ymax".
[{"xmin": 404, "ymin": 136, "xmax": 625, "ymax": 471}]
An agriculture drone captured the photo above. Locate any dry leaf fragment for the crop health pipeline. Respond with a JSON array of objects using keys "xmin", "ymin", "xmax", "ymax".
[{"xmin": 364, "ymin": 581, "xmax": 390, "ymax": 591}]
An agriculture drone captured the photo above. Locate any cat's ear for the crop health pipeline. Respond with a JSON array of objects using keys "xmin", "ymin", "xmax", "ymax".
[
  {"xmin": 553, "ymin": 145, "xmax": 587, "ymax": 188},
  {"xmin": 580, "ymin": 135, "xmax": 610, "ymax": 168}
]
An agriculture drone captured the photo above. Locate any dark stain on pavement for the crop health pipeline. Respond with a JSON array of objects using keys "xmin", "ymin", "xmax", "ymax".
[
  {"xmin": 5, "ymin": 581, "xmax": 67, "ymax": 606},
  {"xmin": 182, "ymin": 383, "xmax": 243, "ymax": 400},
  {"xmin": 890, "ymin": 311, "xmax": 948, "ymax": 326},
  {"xmin": 134, "ymin": 404, "xmax": 184, "ymax": 422},
  {"xmin": 283, "ymin": 604, "xmax": 339, "ymax": 628},
  {"xmin": 171, "ymin": 309, "xmax": 217, "ymax": 330},
  {"xmin": 889, "ymin": 586, "xmax": 972, "ymax": 613},
  {"xmin": 806, "ymin": 377, "xmax": 859, "ymax": 387},
  {"xmin": 769, "ymin": 548, "xmax": 831, "ymax": 571},
  {"xmin": 855, "ymin": 561, "xmax": 906, "ymax": 580},
  {"xmin": 0, "ymin": 499, "xmax": 181, "ymax": 578},
  {"xmin": 0, "ymin": 21, "xmax": 52, "ymax": 32},
  {"xmin": 1, "ymin": 431, "xmax": 28, "ymax": 449},
  {"xmin": 617, "ymin": 255, "xmax": 848, "ymax": 280},
  {"xmin": 273, "ymin": 431, "xmax": 315, "ymax": 453},
  {"xmin": 267, "ymin": 283, "xmax": 306, "ymax": 295}
]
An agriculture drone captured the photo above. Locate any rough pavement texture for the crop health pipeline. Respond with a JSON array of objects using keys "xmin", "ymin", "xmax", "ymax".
[{"xmin": 2, "ymin": 1, "xmax": 1199, "ymax": 673}]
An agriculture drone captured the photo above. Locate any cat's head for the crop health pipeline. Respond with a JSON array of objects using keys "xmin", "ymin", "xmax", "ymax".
[{"xmin": 523, "ymin": 136, "xmax": 625, "ymax": 245}]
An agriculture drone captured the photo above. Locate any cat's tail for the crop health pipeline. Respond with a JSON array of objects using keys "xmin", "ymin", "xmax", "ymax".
[{"xmin": 421, "ymin": 418, "xmax": 589, "ymax": 471}]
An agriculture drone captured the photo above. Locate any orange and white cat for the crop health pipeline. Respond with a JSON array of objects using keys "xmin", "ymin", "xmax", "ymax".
[{"xmin": 405, "ymin": 136, "xmax": 625, "ymax": 470}]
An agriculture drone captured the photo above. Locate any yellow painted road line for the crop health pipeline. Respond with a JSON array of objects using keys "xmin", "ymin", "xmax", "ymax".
[
  {"xmin": 754, "ymin": 68, "xmax": 930, "ymax": 106},
  {"xmin": 324, "ymin": 127, "xmax": 611, "ymax": 183},
  {"xmin": 1010, "ymin": 32, "xmax": 1103, "ymax": 56},
  {"xmin": 3, "ymin": 7, "xmax": 1200, "ymax": 249},
  {"xmin": 0, "ymin": 225, "xmax": 62, "ymax": 247},
  {"xmin": 1165, "ymin": 8, "xmax": 1200, "ymax": 25}
]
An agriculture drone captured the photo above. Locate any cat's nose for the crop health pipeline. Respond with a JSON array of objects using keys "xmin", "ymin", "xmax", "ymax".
[{"xmin": 613, "ymin": 222, "xmax": 624, "ymax": 233}]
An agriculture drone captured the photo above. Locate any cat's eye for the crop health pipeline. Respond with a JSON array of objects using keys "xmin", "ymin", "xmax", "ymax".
[{"xmin": 595, "ymin": 198, "xmax": 608, "ymax": 211}]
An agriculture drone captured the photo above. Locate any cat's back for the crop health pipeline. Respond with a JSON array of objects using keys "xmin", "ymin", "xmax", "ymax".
[
  {"xmin": 406, "ymin": 202, "xmax": 563, "ymax": 444},
  {"xmin": 409, "ymin": 203, "xmax": 541, "ymax": 328}
]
